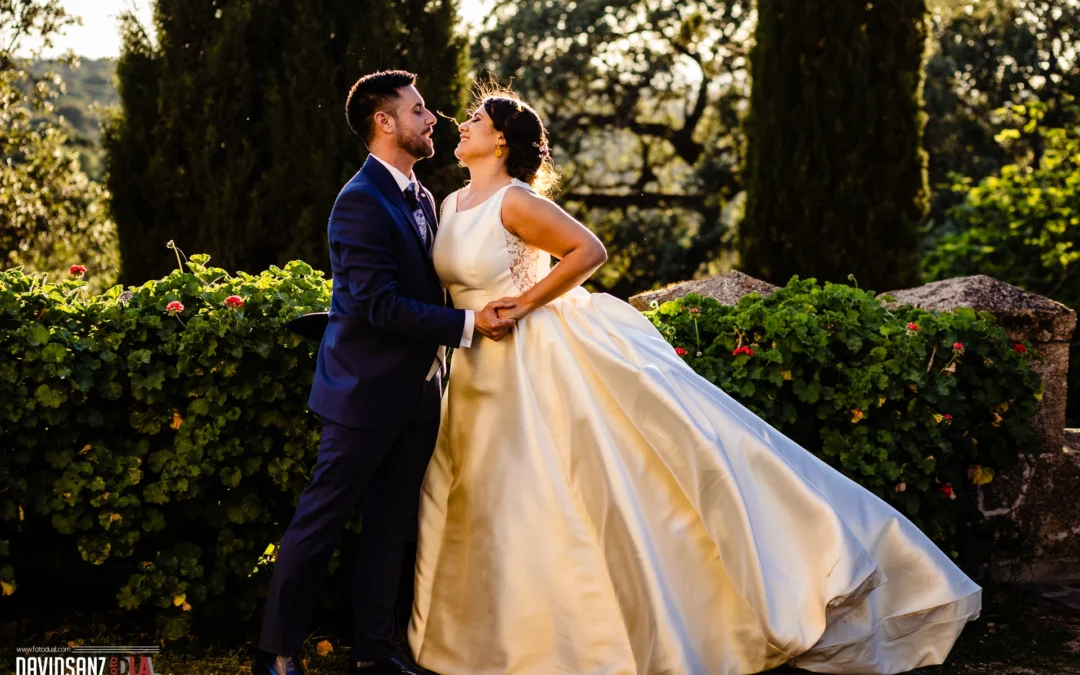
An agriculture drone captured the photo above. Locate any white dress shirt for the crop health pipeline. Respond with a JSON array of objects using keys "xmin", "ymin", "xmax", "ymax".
[{"xmin": 370, "ymin": 153, "xmax": 475, "ymax": 380}]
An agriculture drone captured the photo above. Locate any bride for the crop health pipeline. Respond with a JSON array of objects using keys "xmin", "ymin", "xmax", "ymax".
[{"xmin": 407, "ymin": 88, "xmax": 981, "ymax": 675}]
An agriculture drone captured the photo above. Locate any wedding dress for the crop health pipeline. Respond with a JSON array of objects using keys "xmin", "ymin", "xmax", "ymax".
[{"xmin": 408, "ymin": 179, "xmax": 981, "ymax": 675}]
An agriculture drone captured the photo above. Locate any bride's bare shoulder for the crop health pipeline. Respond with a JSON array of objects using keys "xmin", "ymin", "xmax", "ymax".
[
  {"xmin": 441, "ymin": 188, "xmax": 465, "ymax": 215},
  {"xmin": 505, "ymin": 181, "xmax": 549, "ymax": 206},
  {"xmin": 501, "ymin": 183, "xmax": 557, "ymax": 237},
  {"xmin": 504, "ymin": 183, "xmax": 544, "ymax": 206}
]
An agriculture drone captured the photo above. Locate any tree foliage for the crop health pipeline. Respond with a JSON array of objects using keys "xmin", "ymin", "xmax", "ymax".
[
  {"xmin": 740, "ymin": 0, "xmax": 930, "ymax": 292},
  {"xmin": 473, "ymin": 0, "xmax": 753, "ymax": 297},
  {"xmin": 105, "ymin": 0, "xmax": 470, "ymax": 285},
  {"xmin": 924, "ymin": 0, "xmax": 1080, "ymax": 228},
  {"xmin": 0, "ymin": 0, "xmax": 117, "ymax": 288},
  {"xmin": 470, "ymin": 1, "xmax": 1078, "ymax": 300}
]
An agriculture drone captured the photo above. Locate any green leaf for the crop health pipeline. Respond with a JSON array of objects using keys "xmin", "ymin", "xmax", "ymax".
[
  {"xmin": 128, "ymin": 349, "xmax": 153, "ymax": 368},
  {"xmin": 41, "ymin": 343, "xmax": 67, "ymax": 364},
  {"xmin": 34, "ymin": 384, "xmax": 66, "ymax": 408},
  {"xmin": 25, "ymin": 323, "xmax": 50, "ymax": 347},
  {"xmin": 219, "ymin": 467, "xmax": 242, "ymax": 488}
]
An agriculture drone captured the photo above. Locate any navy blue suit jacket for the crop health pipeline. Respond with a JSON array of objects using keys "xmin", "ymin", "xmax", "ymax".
[{"xmin": 308, "ymin": 155, "xmax": 466, "ymax": 429}]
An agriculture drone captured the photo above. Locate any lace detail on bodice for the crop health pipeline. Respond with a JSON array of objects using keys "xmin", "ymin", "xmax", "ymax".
[{"xmin": 505, "ymin": 230, "xmax": 541, "ymax": 292}]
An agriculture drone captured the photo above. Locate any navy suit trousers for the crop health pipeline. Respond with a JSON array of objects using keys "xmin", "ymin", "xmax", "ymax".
[{"xmin": 259, "ymin": 375, "xmax": 441, "ymax": 660}]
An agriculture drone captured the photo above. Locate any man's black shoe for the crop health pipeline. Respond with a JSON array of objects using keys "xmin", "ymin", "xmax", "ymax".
[
  {"xmin": 349, "ymin": 654, "xmax": 435, "ymax": 675},
  {"xmin": 251, "ymin": 648, "xmax": 306, "ymax": 675}
]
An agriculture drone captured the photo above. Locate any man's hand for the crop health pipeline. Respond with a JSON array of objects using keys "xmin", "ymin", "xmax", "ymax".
[{"xmin": 475, "ymin": 300, "xmax": 517, "ymax": 341}]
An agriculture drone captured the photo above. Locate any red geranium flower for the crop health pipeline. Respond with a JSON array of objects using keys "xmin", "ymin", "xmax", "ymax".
[
  {"xmin": 906, "ymin": 322, "xmax": 919, "ymax": 332},
  {"xmin": 732, "ymin": 346, "xmax": 755, "ymax": 357},
  {"xmin": 675, "ymin": 347, "xmax": 688, "ymax": 356},
  {"xmin": 952, "ymin": 342, "xmax": 964, "ymax": 353},
  {"xmin": 69, "ymin": 264, "xmax": 87, "ymax": 277},
  {"xmin": 943, "ymin": 413, "xmax": 953, "ymax": 424},
  {"xmin": 1013, "ymin": 343, "xmax": 1027, "ymax": 354},
  {"xmin": 166, "ymin": 301, "xmax": 185, "ymax": 314},
  {"xmin": 940, "ymin": 482, "xmax": 956, "ymax": 500},
  {"xmin": 223, "ymin": 295, "xmax": 244, "ymax": 310},
  {"xmin": 689, "ymin": 307, "xmax": 700, "ymax": 314}
]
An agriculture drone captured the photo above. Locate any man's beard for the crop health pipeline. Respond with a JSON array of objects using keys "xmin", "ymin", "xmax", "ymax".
[{"xmin": 399, "ymin": 131, "xmax": 434, "ymax": 160}]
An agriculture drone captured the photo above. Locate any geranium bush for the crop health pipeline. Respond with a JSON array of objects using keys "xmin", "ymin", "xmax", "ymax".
[
  {"xmin": 646, "ymin": 276, "xmax": 1043, "ymax": 563},
  {"xmin": 0, "ymin": 254, "xmax": 330, "ymax": 639},
  {"xmin": 0, "ymin": 261, "xmax": 1043, "ymax": 639}
]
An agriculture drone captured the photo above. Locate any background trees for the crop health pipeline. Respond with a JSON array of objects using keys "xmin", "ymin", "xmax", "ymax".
[
  {"xmin": 924, "ymin": 0, "xmax": 1080, "ymax": 229},
  {"xmin": 0, "ymin": 0, "xmax": 116, "ymax": 288},
  {"xmin": 3, "ymin": 1, "xmax": 1078, "ymax": 420},
  {"xmin": 472, "ymin": 0, "xmax": 754, "ymax": 297},
  {"xmin": 105, "ymin": 0, "xmax": 470, "ymax": 284},
  {"xmin": 739, "ymin": 0, "xmax": 930, "ymax": 292}
]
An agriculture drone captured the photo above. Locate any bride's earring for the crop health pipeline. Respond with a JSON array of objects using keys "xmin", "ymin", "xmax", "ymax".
[{"xmin": 495, "ymin": 143, "xmax": 503, "ymax": 158}]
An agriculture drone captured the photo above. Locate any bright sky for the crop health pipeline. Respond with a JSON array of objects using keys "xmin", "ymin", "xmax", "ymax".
[{"xmin": 33, "ymin": 0, "xmax": 491, "ymax": 59}]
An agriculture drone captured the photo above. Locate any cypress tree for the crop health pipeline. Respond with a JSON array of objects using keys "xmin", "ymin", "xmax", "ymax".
[
  {"xmin": 740, "ymin": 1, "xmax": 930, "ymax": 290},
  {"xmin": 106, "ymin": 0, "xmax": 469, "ymax": 284}
]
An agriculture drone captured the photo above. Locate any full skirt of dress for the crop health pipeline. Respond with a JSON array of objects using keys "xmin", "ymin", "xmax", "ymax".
[{"xmin": 408, "ymin": 288, "xmax": 981, "ymax": 675}]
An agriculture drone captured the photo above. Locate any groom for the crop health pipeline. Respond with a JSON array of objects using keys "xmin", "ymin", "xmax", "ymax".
[{"xmin": 253, "ymin": 70, "xmax": 516, "ymax": 675}]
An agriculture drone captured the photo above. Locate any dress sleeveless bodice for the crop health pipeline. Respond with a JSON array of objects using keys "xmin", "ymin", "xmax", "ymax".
[{"xmin": 432, "ymin": 178, "xmax": 552, "ymax": 310}]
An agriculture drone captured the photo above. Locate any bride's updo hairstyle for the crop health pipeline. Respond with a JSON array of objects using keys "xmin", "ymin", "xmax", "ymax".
[{"xmin": 473, "ymin": 82, "xmax": 560, "ymax": 198}]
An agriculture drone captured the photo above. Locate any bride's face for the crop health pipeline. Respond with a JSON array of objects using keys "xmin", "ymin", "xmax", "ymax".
[{"xmin": 455, "ymin": 105, "xmax": 503, "ymax": 163}]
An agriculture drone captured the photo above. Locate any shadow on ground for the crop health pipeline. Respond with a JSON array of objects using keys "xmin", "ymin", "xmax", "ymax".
[
  {"xmin": 2, "ymin": 583, "xmax": 1077, "ymax": 674},
  {"xmin": 770, "ymin": 583, "xmax": 1080, "ymax": 675}
]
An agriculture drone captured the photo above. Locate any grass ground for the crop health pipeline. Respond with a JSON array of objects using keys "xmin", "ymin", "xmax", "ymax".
[{"xmin": 3, "ymin": 583, "xmax": 1077, "ymax": 674}]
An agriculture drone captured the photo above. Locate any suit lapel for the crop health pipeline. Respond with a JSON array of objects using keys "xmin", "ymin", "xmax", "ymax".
[{"xmin": 360, "ymin": 155, "xmax": 429, "ymax": 254}]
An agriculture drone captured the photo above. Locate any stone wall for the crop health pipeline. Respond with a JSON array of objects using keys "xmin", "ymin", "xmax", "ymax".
[
  {"xmin": 978, "ymin": 430, "xmax": 1080, "ymax": 581},
  {"xmin": 627, "ymin": 271, "xmax": 779, "ymax": 311}
]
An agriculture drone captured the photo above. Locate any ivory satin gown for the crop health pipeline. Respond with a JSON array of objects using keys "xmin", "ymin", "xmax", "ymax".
[{"xmin": 408, "ymin": 179, "xmax": 981, "ymax": 675}]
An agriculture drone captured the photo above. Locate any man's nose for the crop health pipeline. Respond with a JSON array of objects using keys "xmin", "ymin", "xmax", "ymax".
[{"xmin": 426, "ymin": 109, "xmax": 437, "ymax": 126}]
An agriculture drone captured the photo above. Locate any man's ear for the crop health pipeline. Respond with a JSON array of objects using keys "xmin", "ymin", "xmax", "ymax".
[{"xmin": 374, "ymin": 110, "xmax": 395, "ymax": 135}]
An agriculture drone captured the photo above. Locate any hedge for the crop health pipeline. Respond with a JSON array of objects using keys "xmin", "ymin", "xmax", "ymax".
[
  {"xmin": 0, "ymin": 261, "xmax": 1042, "ymax": 638},
  {"xmin": 1, "ymin": 255, "xmax": 329, "ymax": 638}
]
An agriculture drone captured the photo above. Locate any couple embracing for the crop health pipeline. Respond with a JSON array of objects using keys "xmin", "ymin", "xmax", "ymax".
[{"xmin": 252, "ymin": 69, "xmax": 981, "ymax": 675}]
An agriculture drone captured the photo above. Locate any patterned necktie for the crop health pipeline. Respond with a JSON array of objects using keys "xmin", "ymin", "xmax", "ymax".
[{"xmin": 404, "ymin": 183, "xmax": 433, "ymax": 251}]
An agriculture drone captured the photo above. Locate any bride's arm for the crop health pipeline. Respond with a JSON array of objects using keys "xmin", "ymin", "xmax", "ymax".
[{"xmin": 497, "ymin": 186, "xmax": 607, "ymax": 320}]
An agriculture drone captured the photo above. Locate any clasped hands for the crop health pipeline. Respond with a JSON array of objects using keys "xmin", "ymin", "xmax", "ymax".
[{"xmin": 474, "ymin": 297, "xmax": 530, "ymax": 342}]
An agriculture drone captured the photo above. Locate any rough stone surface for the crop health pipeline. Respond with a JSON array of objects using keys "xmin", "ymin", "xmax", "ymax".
[
  {"xmin": 628, "ymin": 271, "xmax": 779, "ymax": 311},
  {"xmin": 880, "ymin": 274, "xmax": 1076, "ymax": 342},
  {"xmin": 882, "ymin": 275, "xmax": 1076, "ymax": 454},
  {"xmin": 1027, "ymin": 341, "xmax": 1075, "ymax": 454},
  {"xmin": 982, "ymin": 429, "xmax": 1080, "ymax": 582}
]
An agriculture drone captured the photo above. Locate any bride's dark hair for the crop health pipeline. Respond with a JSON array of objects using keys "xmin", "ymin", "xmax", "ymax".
[{"xmin": 470, "ymin": 81, "xmax": 560, "ymax": 199}]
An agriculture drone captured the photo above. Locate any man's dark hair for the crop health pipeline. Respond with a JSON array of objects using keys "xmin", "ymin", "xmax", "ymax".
[{"xmin": 345, "ymin": 70, "xmax": 417, "ymax": 144}]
